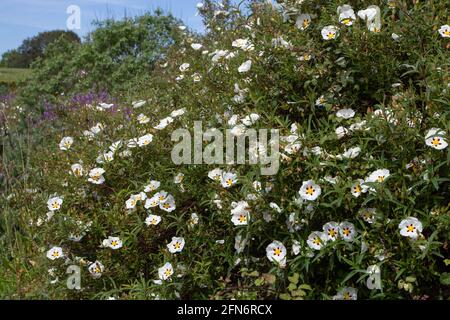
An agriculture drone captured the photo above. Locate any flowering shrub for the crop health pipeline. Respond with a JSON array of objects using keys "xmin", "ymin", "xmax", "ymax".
[{"xmin": 1, "ymin": 0, "xmax": 449, "ymax": 300}]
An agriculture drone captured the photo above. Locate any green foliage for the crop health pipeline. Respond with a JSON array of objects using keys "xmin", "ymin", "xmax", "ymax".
[
  {"xmin": 0, "ymin": 30, "xmax": 80, "ymax": 68},
  {"xmin": 18, "ymin": 10, "xmax": 184, "ymax": 108}
]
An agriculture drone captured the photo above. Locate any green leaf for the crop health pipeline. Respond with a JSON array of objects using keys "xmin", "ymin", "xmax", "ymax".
[{"xmin": 288, "ymin": 273, "xmax": 299, "ymax": 285}]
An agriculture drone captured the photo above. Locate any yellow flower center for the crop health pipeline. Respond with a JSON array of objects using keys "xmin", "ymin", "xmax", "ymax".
[
  {"xmin": 164, "ymin": 269, "xmax": 172, "ymax": 276},
  {"xmin": 174, "ymin": 242, "xmax": 181, "ymax": 249},
  {"xmin": 273, "ymin": 247, "xmax": 282, "ymax": 256},
  {"xmin": 226, "ymin": 179, "xmax": 233, "ymax": 186},
  {"xmin": 328, "ymin": 228, "xmax": 337, "ymax": 237},
  {"xmin": 303, "ymin": 20, "xmax": 310, "ymax": 28},
  {"xmin": 52, "ymin": 203, "xmax": 59, "ymax": 209},
  {"xmin": 377, "ymin": 175, "xmax": 385, "ymax": 183},
  {"xmin": 238, "ymin": 214, "xmax": 247, "ymax": 223},
  {"xmin": 306, "ymin": 186, "xmax": 315, "ymax": 196},
  {"xmin": 111, "ymin": 241, "xmax": 118, "ymax": 247},
  {"xmin": 52, "ymin": 251, "xmax": 59, "ymax": 257},
  {"xmin": 343, "ymin": 292, "xmax": 352, "ymax": 300},
  {"xmin": 406, "ymin": 224, "xmax": 415, "ymax": 232},
  {"xmin": 343, "ymin": 228, "xmax": 351, "ymax": 237},
  {"xmin": 354, "ymin": 185, "xmax": 361, "ymax": 193},
  {"xmin": 313, "ymin": 237, "xmax": 321, "ymax": 245},
  {"xmin": 431, "ymin": 137, "xmax": 441, "ymax": 146},
  {"xmin": 163, "ymin": 203, "xmax": 171, "ymax": 209},
  {"xmin": 341, "ymin": 18, "xmax": 352, "ymax": 25},
  {"xmin": 327, "ymin": 32, "xmax": 335, "ymax": 39},
  {"xmin": 444, "ymin": 30, "xmax": 450, "ymax": 36}
]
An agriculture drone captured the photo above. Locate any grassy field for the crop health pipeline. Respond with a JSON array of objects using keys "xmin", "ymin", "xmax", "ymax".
[{"xmin": 0, "ymin": 68, "xmax": 31, "ymax": 84}]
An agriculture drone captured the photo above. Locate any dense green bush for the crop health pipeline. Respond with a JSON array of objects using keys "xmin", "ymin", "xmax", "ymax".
[
  {"xmin": 18, "ymin": 10, "xmax": 184, "ymax": 109},
  {"xmin": 0, "ymin": 30, "xmax": 80, "ymax": 69},
  {"xmin": 1, "ymin": 0, "xmax": 449, "ymax": 300}
]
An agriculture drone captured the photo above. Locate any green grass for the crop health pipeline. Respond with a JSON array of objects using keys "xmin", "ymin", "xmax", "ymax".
[{"xmin": 0, "ymin": 68, "xmax": 31, "ymax": 84}]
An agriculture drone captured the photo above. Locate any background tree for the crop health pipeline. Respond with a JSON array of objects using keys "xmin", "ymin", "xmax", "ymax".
[{"xmin": 0, "ymin": 30, "xmax": 81, "ymax": 68}]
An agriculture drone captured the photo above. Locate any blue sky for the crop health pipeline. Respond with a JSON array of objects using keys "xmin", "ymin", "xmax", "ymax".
[{"xmin": 0, "ymin": 0, "xmax": 206, "ymax": 56}]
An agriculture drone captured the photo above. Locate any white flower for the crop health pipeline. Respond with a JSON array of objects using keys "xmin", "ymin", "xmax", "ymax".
[
  {"xmin": 137, "ymin": 113, "xmax": 150, "ymax": 124},
  {"xmin": 174, "ymin": 173, "xmax": 185, "ymax": 184},
  {"xmin": 232, "ymin": 38, "xmax": 254, "ymax": 51},
  {"xmin": 98, "ymin": 103, "xmax": 113, "ymax": 110},
  {"xmin": 323, "ymin": 221, "xmax": 340, "ymax": 241},
  {"xmin": 59, "ymin": 137, "xmax": 74, "ymax": 150},
  {"xmin": 179, "ymin": 63, "xmax": 190, "ymax": 72},
  {"xmin": 335, "ymin": 126, "xmax": 348, "ymax": 139},
  {"xmin": 103, "ymin": 236, "xmax": 122, "ymax": 250},
  {"xmin": 132, "ymin": 100, "xmax": 146, "ymax": 108},
  {"xmin": 171, "ymin": 108, "xmax": 186, "ymax": 117},
  {"xmin": 192, "ymin": 73, "xmax": 202, "ymax": 82},
  {"xmin": 242, "ymin": 113, "xmax": 260, "ymax": 126},
  {"xmin": 425, "ymin": 128, "xmax": 448, "ymax": 150},
  {"xmin": 296, "ymin": 14, "xmax": 311, "ymax": 30},
  {"xmin": 88, "ymin": 168, "xmax": 105, "ymax": 185},
  {"xmin": 144, "ymin": 195, "xmax": 160, "ymax": 208},
  {"xmin": 333, "ymin": 287, "xmax": 357, "ymax": 300},
  {"xmin": 230, "ymin": 124, "xmax": 247, "ymax": 137},
  {"xmin": 339, "ymin": 222, "xmax": 356, "ymax": 242},
  {"xmin": 342, "ymin": 147, "xmax": 361, "ymax": 159},
  {"xmin": 191, "ymin": 43, "xmax": 203, "ymax": 50},
  {"xmin": 231, "ymin": 201, "xmax": 250, "ymax": 226},
  {"xmin": 109, "ymin": 140, "xmax": 122, "ymax": 154},
  {"xmin": 307, "ymin": 231, "xmax": 327, "ymax": 250},
  {"xmin": 399, "ymin": 217, "xmax": 423, "ymax": 239},
  {"xmin": 266, "ymin": 241, "xmax": 287, "ymax": 266},
  {"xmin": 137, "ymin": 134, "xmax": 153, "ymax": 147},
  {"xmin": 88, "ymin": 261, "xmax": 104, "ymax": 279},
  {"xmin": 238, "ymin": 60, "xmax": 252, "ymax": 73},
  {"xmin": 155, "ymin": 191, "xmax": 168, "ymax": 202},
  {"xmin": 336, "ymin": 108, "xmax": 355, "ymax": 119},
  {"xmin": 391, "ymin": 33, "xmax": 401, "ymax": 41},
  {"xmin": 221, "ymin": 172, "xmax": 238, "ymax": 188},
  {"xmin": 269, "ymin": 202, "xmax": 282, "ymax": 213},
  {"xmin": 46, "ymin": 246, "xmax": 63, "ymax": 260},
  {"xmin": 231, "ymin": 212, "xmax": 249, "ymax": 226},
  {"xmin": 208, "ymin": 168, "xmax": 223, "ymax": 181},
  {"xmin": 338, "ymin": 5, "xmax": 356, "ymax": 26},
  {"xmin": 188, "ymin": 212, "xmax": 199, "ymax": 226},
  {"xmin": 349, "ymin": 120, "xmax": 366, "ymax": 131},
  {"xmin": 321, "ymin": 26, "xmax": 339, "ymax": 40},
  {"xmin": 158, "ymin": 262, "xmax": 173, "ymax": 280},
  {"xmin": 160, "ymin": 195, "xmax": 176, "ymax": 212},
  {"xmin": 299, "ymin": 180, "xmax": 321, "ymax": 201},
  {"xmin": 234, "ymin": 234, "xmax": 247, "ymax": 254},
  {"xmin": 167, "ymin": 237, "xmax": 185, "ymax": 253},
  {"xmin": 366, "ymin": 169, "xmax": 390, "ymax": 184},
  {"xmin": 292, "ymin": 240, "xmax": 301, "ymax": 256},
  {"xmin": 47, "ymin": 196, "xmax": 63, "ymax": 211},
  {"xmin": 315, "ymin": 95, "xmax": 326, "ymax": 106},
  {"xmin": 351, "ymin": 179, "xmax": 365, "ymax": 198},
  {"xmin": 144, "ymin": 180, "xmax": 161, "ymax": 193},
  {"xmin": 360, "ymin": 208, "xmax": 377, "ymax": 224},
  {"xmin": 145, "ymin": 214, "xmax": 162, "ymax": 226},
  {"xmin": 438, "ymin": 25, "xmax": 450, "ymax": 38},
  {"xmin": 366, "ymin": 265, "xmax": 382, "ymax": 290},
  {"xmin": 154, "ymin": 117, "xmax": 174, "ymax": 130},
  {"xmin": 358, "ymin": 5, "xmax": 381, "ymax": 32},
  {"xmin": 126, "ymin": 195, "xmax": 139, "ymax": 210}
]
